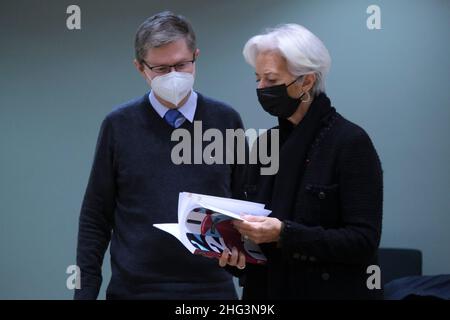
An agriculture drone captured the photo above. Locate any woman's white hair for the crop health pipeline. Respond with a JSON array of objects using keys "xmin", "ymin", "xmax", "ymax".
[{"xmin": 243, "ymin": 24, "xmax": 331, "ymax": 96}]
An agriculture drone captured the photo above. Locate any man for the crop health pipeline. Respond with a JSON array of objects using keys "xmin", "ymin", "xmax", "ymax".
[{"xmin": 75, "ymin": 11, "xmax": 245, "ymax": 299}]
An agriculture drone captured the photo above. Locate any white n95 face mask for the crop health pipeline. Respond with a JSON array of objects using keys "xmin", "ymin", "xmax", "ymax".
[{"xmin": 150, "ymin": 71, "xmax": 194, "ymax": 106}]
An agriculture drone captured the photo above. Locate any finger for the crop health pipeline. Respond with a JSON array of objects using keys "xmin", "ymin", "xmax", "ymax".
[
  {"xmin": 234, "ymin": 227, "xmax": 255, "ymax": 241},
  {"xmin": 233, "ymin": 220, "xmax": 258, "ymax": 232},
  {"xmin": 229, "ymin": 247, "xmax": 239, "ymax": 265},
  {"xmin": 218, "ymin": 249, "xmax": 230, "ymax": 267},
  {"xmin": 234, "ymin": 223, "xmax": 259, "ymax": 238},
  {"xmin": 233, "ymin": 218, "xmax": 260, "ymax": 227},
  {"xmin": 237, "ymin": 252, "xmax": 246, "ymax": 269},
  {"xmin": 232, "ymin": 223, "xmax": 246, "ymax": 234},
  {"xmin": 242, "ymin": 215, "xmax": 266, "ymax": 222},
  {"xmin": 236, "ymin": 227, "xmax": 260, "ymax": 239},
  {"xmin": 232, "ymin": 220, "xmax": 245, "ymax": 228}
]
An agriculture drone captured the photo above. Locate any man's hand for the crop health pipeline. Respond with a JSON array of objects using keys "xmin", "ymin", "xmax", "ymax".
[
  {"xmin": 232, "ymin": 215, "xmax": 283, "ymax": 244},
  {"xmin": 218, "ymin": 246, "xmax": 246, "ymax": 270}
]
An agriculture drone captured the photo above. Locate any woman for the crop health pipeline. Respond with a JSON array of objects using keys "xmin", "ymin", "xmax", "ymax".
[{"xmin": 219, "ymin": 24, "xmax": 383, "ymax": 300}]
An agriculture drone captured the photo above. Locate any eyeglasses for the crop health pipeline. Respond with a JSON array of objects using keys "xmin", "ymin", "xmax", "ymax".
[{"xmin": 142, "ymin": 54, "xmax": 196, "ymax": 74}]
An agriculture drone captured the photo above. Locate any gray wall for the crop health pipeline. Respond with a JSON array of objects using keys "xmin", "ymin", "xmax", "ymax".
[{"xmin": 0, "ymin": 0, "xmax": 449, "ymax": 299}]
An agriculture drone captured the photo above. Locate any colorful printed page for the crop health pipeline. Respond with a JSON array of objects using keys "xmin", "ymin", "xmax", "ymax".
[{"xmin": 154, "ymin": 192, "xmax": 271, "ymax": 264}]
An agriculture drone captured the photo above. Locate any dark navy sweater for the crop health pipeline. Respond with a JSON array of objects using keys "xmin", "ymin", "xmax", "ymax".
[{"xmin": 75, "ymin": 92, "xmax": 245, "ymax": 299}]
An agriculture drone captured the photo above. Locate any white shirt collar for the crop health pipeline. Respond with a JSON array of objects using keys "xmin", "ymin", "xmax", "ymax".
[{"xmin": 148, "ymin": 90, "xmax": 197, "ymax": 123}]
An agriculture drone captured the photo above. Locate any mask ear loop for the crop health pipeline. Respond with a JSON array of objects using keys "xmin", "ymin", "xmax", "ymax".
[
  {"xmin": 288, "ymin": 75, "xmax": 311, "ymax": 103},
  {"xmin": 286, "ymin": 75, "xmax": 303, "ymax": 87}
]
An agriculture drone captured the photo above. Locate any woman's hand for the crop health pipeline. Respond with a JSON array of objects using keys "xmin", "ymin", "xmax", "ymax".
[
  {"xmin": 233, "ymin": 215, "xmax": 283, "ymax": 244},
  {"xmin": 218, "ymin": 246, "xmax": 246, "ymax": 270}
]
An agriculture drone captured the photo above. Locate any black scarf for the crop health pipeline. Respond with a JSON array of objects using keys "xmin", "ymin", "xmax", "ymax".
[{"xmin": 247, "ymin": 93, "xmax": 336, "ymax": 221}]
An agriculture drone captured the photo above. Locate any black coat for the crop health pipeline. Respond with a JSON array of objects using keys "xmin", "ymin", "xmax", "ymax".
[{"xmin": 239, "ymin": 97, "xmax": 383, "ymax": 300}]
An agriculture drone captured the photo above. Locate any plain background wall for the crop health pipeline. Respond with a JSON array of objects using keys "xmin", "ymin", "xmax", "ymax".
[{"xmin": 0, "ymin": 0, "xmax": 449, "ymax": 299}]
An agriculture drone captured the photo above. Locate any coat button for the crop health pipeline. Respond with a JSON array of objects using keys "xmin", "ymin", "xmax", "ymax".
[
  {"xmin": 293, "ymin": 253, "xmax": 301, "ymax": 259},
  {"xmin": 318, "ymin": 191, "xmax": 326, "ymax": 199},
  {"xmin": 321, "ymin": 272, "xmax": 330, "ymax": 281}
]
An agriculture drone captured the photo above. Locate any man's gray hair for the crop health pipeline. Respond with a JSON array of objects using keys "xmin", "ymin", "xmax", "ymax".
[
  {"xmin": 243, "ymin": 24, "xmax": 331, "ymax": 96},
  {"xmin": 134, "ymin": 11, "xmax": 196, "ymax": 62}
]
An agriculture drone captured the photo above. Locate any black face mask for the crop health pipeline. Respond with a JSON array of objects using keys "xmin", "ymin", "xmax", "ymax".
[{"xmin": 257, "ymin": 77, "xmax": 305, "ymax": 118}]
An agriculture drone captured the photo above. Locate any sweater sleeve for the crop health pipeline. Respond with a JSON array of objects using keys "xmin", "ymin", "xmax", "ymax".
[
  {"xmin": 222, "ymin": 112, "xmax": 248, "ymax": 278},
  {"xmin": 74, "ymin": 116, "xmax": 116, "ymax": 299},
  {"xmin": 279, "ymin": 130, "xmax": 383, "ymax": 265},
  {"xmin": 230, "ymin": 111, "xmax": 248, "ymax": 201}
]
